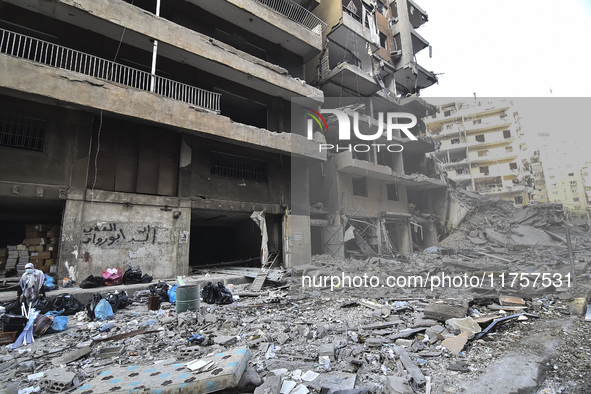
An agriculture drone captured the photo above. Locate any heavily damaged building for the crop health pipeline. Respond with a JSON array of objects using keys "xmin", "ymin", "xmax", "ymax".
[
  {"xmin": 304, "ymin": 0, "xmax": 458, "ymax": 257},
  {"xmin": 0, "ymin": 0, "xmax": 328, "ymax": 279},
  {"xmin": 425, "ymin": 100, "xmax": 531, "ymax": 205}
]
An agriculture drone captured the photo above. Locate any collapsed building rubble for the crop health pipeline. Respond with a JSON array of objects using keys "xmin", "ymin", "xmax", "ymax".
[{"xmin": 0, "ymin": 193, "xmax": 589, "ymax": 393}]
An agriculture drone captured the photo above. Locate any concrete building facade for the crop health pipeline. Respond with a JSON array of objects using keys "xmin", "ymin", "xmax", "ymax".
[
  {"xmin": 0, "ymin": 0, "xmax": 328, "ymax": 279},
  {"xmin": 303, "ymin": 0, "xmax": 460, "ymax": 258},
  {"xmin": 425, "ymin": 100, "xmax": 530, "ymax": 204}
]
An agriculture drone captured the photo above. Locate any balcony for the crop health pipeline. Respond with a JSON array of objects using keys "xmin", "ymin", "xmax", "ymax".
[
  {"xmin": 189, "ymin": 0, "xmax": 325, "ymax": 61},
  {"xmin": 0, "ymin": 40, "xmax": 325, "ymax": 162},
  {"xmin": 0, "ymin": 28, "xmax": 220, "ymax": 112},
  {"xmin": 328, "ymin": 9, "xmax": 380, "ymax": 53},
  {"xmin": 407, "ymin": 0, "xmax": 429, "ymax": 28},
  {"xmin": 6, "ymin": 0, "xmax": 322, "ymax": 107},
  {"xmin": 319, "ymin": 63, "xmax": 380, "ymax": 96},
  {"xmin": 393, "ymin": 61, "xmax": 437, "ymax": 95}
]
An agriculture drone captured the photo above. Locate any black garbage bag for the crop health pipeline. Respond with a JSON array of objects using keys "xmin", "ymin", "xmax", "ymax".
[
  {"xmin": 80, "ymin": 275, "xmax": 104, "ymax": 289},
  {"xmin": 105, "ymin": 293, "xmax": 119, "ymax": 314},
  {"xmin": 86, "ymin": 293, "xmax": 103, "ymax": 320},
  {"xmin": 123, "ymin": 267, "xmax": 143, "ymax": 285},
  {"xmin": 201, "ymin": 282, "xmax": 233, "ymax": 305},
  {"xmin": 140, "ymin": 274, "xmax": 153, "ymax": 283},
  {"xmin": 31, "ymin": 296, "xmax": 53, "ymax": 314},
  {"xmin": 117, "ymin": 291, "xmax": 130, "ymax": 309},
  {"xmin": 149, "ymin": 282, "xmax": 169, "ymax": 303},
  {"xmin": 1, "ymin": 299, "xmax": 23, "ymax": 315},
  {"xmin": 215, "ymin": 282, "xmax": 233, "ymax": 305},
  {"xmin": 201, "ymin": 282, "xmax": 216, "ymax": 304},
  {"xmin": 52, "ymin": 294, "xmax": 84, "ymax": 316}
]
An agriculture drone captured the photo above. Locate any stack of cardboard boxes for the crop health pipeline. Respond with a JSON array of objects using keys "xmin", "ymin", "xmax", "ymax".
[{"xmin": 24, "ymin": 224, "xmax": 59, "ymax": 274}]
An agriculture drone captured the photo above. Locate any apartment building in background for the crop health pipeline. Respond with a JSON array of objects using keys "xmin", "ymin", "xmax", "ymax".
[
  {"xmin": 529, "ymin": 150, "xmax": 550, "ymax": 203},
  {"xmin": 425, "ymin": 100, "xmax": 530, "ymax": 205}
]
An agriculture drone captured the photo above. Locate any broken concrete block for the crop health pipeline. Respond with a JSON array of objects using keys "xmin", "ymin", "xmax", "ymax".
[
  {"xmin": 236, "ymin": 366, "xmax": 262, "ymax": 391},
  {"xmin": 571, "ymin": 297, "xmax": 588, "ymax": 316},
  {"xmin": 51, "ymin": 346, "xmax": 91, "ymax": 366},
  {"xmin": 318, "ymin": 343, "xmax": 335, "ymax": 360},
  {"xmin": 445, "ymin": 317, "xmax": 482, "ymax": 338},
  {"xmin": 365, "ymin": 337, "xmax": 384, "ymax": 348},
  {"xmin": 384, "ymin": 376, "xmax": 413, "ymax": 394},
  {"xmin": 441, "ymin": 331, "xmax": 469, "ymax": 355},
  {"xmin": 308, "ymin": 372, "xmax": 356, "ymax": 391},
  {"xmin": 393, "ymin": 346, "xmax": 426, "ymax": 386},
  {"xmin": 215, "ymin": 335, "xmax": 238, "ymax": 347},
  {"xmin": 395, "ymin": 338, "xmax": 413, "ymax": 347},
  {"xmin": 291, "ymin": 384, "xmax": 310, "ymax": 394},
  {"xmin": 499, "ymin": 295, "xmax": 526, "ymax": 306},
  {"xmin": 423, "ymin": 299, "xmax": 469, "ymax": 321},
  {"xmin": 254, "ymin": 375, "xmax": 282, "ymax": 394},
  {"xmin": 39, "ymin": 368, "xmax": 78, "ymax": 393},
  {"xmin": 412, "ymin": 318, "xmax": 438, "ymax": 327}
]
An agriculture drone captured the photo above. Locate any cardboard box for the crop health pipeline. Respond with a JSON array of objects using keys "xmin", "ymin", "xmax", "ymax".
[
  {"xmin": 16, "ymin": 244, "xmax": 28, "ymax": 251},
  {"xmin": 30, "ymin": 251, "xmax": 52, "ymax": 259},
  {"xmin": 8, "ymin": 251, "xmax": 18, "ymax": 259},
  {"xmin": 39, "ymin": 265, "xmax": 50, "ymax": 273},
  {"xmin": 44, "ymin": 259, "xmax": 55, "ymax": 266},
  {"xmin": 18, "ymin": 251, "xmax": 29, "ymax": 257},
  {"xmin": 23, "ymin": 238, "xmax": 46, "ymax": 246},
  {"xmin": 28, "ymin": 245, "xmax": 44, "ymax": 252},
  {"xmin": 0, "ymin": 249, "xmax": 6, "ymax": 258},
  {"xmin": 26, "ymin": 231, "xmax": 46, "ymax": 238}
]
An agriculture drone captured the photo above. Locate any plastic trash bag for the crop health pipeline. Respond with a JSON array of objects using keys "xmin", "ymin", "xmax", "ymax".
[
  {"xmin": 102, "ymin": 268, "xmax": 123, "ymax": 286},
  {"xmin": 43, "ymin": 274, "xmax": 56, "ymax": 291},
  {"xmin": 215, "ymin": 282, "xmax": 233, "ymax": 305},
  {"xmin": 105, "ymin": 293, "xmax": 120, "ymax": 313},
  {"xmin": 201, "ymin": 282, "xmax": 233, "ymax": 305},
  {"xmin": 86, "ymin": 294, "xmax": 103, "ymax": 320},
  {"xmin": 123, "ymin": 267, "xmax": 143, "ymax": 285},
  {"xmin": 149, "ymin": 282, "xmax": 169, "ymax": 303},
  {"xmin": 117, "ymin": 291, "xmax": 130, "ymax": 309},
  {"xmin": 45, "ymin": 310, "xmax": 68, "ymax": 333},
  {"xmin": 31, "ymin": 296, "xmax": 52, "ymax": 314},
  {"xmin": 168, "ymin": 285, "xmax": 178, "ymax": 305},
  {"xmin": 51, "ymin": 293, "xmax": 84, "ymax": 316},
  {"xmin": 80, "ymin": 275, "xmax": 104, "ymax": 288},
  {"xmin": 94, "ymin": 299, "xmax": 114, "ymax": 321},
  {"xmin": 141, "ymin": 274, "xmax": 153, "ymax": 283}
]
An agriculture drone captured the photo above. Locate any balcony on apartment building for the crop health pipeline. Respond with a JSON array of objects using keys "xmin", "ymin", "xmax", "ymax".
[
  {"xmin": 335, "ymin": 151, "xmax": 446, "ymax": 189},
  {"xmin": 393, "ymin": 61, "xmax": 437, "ymax": 95},
  {"xmin": 462, "ymin": 116, "xmax": 513, "ymax": 134},
  {"xmin": 189, "ymin": 0, "xmax": 326, "ymax": 61},
  {"xmin": 3, "ymin": 0, "xmax": 322, "ymax": 107},
  {"xmin": 468, "ymin": 151, "xmax": 518, "ymax": 165},
  {"xmin": 406, "ymin": 0, "xmax": 429, "ymax": 28},
  {"xmin": 335, "ymin": 4, "xmax": 381, "ymax": 51},
  {"xmin": 0, "ymin": 28, "xmax": 324, "ymax": 161}
]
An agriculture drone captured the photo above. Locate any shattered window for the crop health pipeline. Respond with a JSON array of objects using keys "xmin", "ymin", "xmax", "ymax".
[
  {"xmin": 210, "ymin": 151, "xmax": 268, "ymax": 183},
  {"xmin": 479, "ymin": 166, "xmax": 489, "ymax": 175},
  {"xmin": 475, "ymin": 134, "xmax": 485, "ymax": 142},
  {"xmin": 509, "ymin": 163, "xmax": 518, "ymax": 170},
  {"xmin": 503, "ymin": 130, "xmax": 511, "ymax": 139},
  {"xmin": 574, "ymin": 197, "xmax": 580, "ymax": 202},
  {"xmin": 0, "ymin": 112, "xmax": 46, "ymax": 152},
  {"xmin": 451, "ymin": 138, "xmax": 460, "ymax": 144}
]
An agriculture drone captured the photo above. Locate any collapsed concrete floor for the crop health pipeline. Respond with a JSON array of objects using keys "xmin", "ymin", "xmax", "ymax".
[{"xmin": 1, "ymin": 194, "xmax": 591, "ymax": 394}]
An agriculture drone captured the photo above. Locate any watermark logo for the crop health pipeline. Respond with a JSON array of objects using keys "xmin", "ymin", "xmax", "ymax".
[{"xmin": 306, "ymin": 109, "xmax": 418, "ymax": 153}]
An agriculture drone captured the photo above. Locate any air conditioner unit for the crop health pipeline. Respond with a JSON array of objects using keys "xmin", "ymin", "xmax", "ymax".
[{"xmin": 390, "ymin": 50, "xmax": 402, "ymax": 59}]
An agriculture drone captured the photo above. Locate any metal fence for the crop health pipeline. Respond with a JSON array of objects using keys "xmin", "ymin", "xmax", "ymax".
[
  {"xmin": 0, "ymin": 28, "xmax": 221, "ymax": 112},
  {"xmin": 254, "ymin": 0, "xmax": 327, "ymax": 34}
]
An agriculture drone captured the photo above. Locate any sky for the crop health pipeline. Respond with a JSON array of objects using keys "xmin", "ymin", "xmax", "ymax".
[
  {"xmin": 413, "ymin": 0, "xmax": 591, "ymax": 166},
  {"xmin": 416, "ymin": 0, "xmax": 591, "ymax": 97}
]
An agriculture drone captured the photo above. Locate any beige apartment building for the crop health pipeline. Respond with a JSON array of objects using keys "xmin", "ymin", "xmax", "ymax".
[{"xmin": 425, "ymin": 100, "xmax": 530, "ymax": 204}]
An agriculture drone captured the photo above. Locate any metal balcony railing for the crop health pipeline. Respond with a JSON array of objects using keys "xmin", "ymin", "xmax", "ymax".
[
  {"xmin": 0, "ymin": 28, "xmax": 221, "ymax": 113},
  {"xmin": 254, "ymin": 0, "xmax": 327, "ymax": 34}
]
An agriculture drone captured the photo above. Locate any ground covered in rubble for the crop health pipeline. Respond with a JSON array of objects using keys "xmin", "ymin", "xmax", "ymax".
[{"xmin": 1, "ymin": 195, "xmax": 591, "ymax": 393}]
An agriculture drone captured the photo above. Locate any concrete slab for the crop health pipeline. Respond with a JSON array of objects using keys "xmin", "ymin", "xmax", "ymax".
[{"xmin": 76, "ymin": 346, "xmax": 248, "ymax": 393}]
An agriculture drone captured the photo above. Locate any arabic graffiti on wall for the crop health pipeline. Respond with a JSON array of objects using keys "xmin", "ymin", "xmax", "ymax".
[{"xmin": 82, "ymin": 222, "xmax": 158, "ymax": 248}]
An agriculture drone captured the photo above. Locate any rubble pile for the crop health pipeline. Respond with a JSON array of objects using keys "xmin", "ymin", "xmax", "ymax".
[{"xmin": 0, "ymin": 196, "xmax": 590, "ymax": 393}]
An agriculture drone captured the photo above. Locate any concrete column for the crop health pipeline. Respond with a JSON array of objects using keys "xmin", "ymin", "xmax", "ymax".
[
  {"xmin": 57, "ymin": 192, "xmax": 85, "ymax": 282},
  {"xmin": 394, "ymin": 0, "xmax": 415, "ymax": 66}
]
